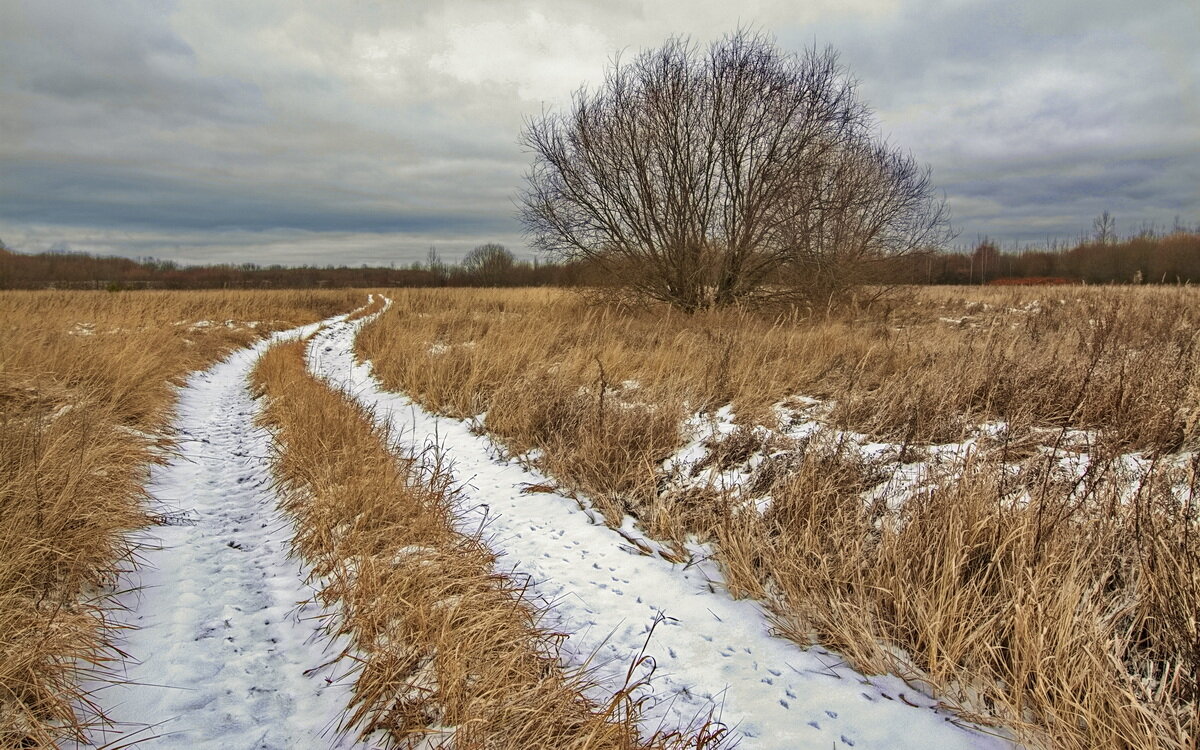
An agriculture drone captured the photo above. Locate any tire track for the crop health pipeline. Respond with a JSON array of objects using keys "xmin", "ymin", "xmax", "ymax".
[{"xmin": 86, "ymin": 321, "xmax": 365, "ymax": 749}]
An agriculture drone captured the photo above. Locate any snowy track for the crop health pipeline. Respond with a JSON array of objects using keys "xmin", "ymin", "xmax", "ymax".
[
  {"xmin": 89, "ymin": 321, "xmax": 363, "ymax": 749},
  {"xmin": 308, "ymin": 311, "xmax": 1013, "ymax": 750}
]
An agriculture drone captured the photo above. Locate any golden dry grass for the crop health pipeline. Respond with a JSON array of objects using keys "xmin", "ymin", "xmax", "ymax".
[
  {"xmin": 356, "ymin": 285, "xmax": 1200, "ymax": 750},
  {"xmin": 715, "ymin": 435, "xmax": 1198, "ymax": 748},
  {"xmin": 0, "ymin": 289, "xmax": 361, "ymax": 746},
  {"xmin": 360, "ymin": 285, "xmax": 1198, "ymax": 448},
  {"xmin": 252, "ymin": 337, "xmax": 727, "ymax": 749}
]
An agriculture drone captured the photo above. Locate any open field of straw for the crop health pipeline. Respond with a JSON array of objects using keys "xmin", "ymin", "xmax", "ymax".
[
  {"xmin": 357, "ymin": 285, "xmax": 1199, "ymax": 750},
  {"xmin": 2, "ymin": 285, "xmax": 1196, "ymax": 749}
]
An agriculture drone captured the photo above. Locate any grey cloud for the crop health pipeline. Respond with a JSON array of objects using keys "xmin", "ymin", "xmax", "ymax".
[
  {"xmin": 3, "ymin": 2, "xmax": 268, "ymax": 129},
  {"xmin": 0, "ymin": 0, "xmax": 1195, "ymax": 265},
  {"xmin": 943, "ymin": 153, "xmax": 1200, "ymax": 243},
  {"xmin": 794, "ymin": 0, "xmax": 1200, "ymax": 242},
  {"xmin": 0, "ymin": 158, "xmax": 518, "ymax": 234},
  {"xmin": 0, "ymin": 223, "xmax": 530, "ymax": 268}
]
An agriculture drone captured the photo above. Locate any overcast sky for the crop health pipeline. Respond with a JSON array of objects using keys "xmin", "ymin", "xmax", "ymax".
[{"xmin": 1, "ymin": 0, "xmax": 1196, "ymax": 266}]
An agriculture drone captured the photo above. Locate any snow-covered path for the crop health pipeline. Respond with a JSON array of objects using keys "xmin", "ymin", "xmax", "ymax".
[
  {"xmin": 89, "ymin": 321, "xmax": 363, "ymax": 749},
  {"xmin": 308, "ymin": 312, "xmax": 1014, "ymax": 750}
]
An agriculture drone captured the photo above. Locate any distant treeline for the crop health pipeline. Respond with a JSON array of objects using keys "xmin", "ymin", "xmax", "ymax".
[
  {"xmin": 0, "ymin": 245, "xmax": 585, "ymax": 290},
  {"xmin": 2, "ymin": 231, "xmax": 1198, "ymax": 290},
  {"xmin": 888, "ymin": 231, "xmax": 1200, "ymax": 285}
]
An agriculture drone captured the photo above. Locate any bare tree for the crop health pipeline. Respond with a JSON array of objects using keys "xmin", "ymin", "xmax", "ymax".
[
  {"xmin": 520, "ymin": 31, "xmax": 950, "ymax": 311},
  {"xmin": 1093, "ymin": 210, "xmax": 1116, "ymax": 245},
  {"xmin": 461, "ymin": 243, "xmax": 516, "ymax": 285}
]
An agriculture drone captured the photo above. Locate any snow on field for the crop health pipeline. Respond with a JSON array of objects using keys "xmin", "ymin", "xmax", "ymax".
[
  {"xmin": 85, "ymin": 317, "xmax": 367, "ymax": 749},
  {"xmin": 661, "ymin": 402, "xmax": 998, "ymax": 517},
  {"xmin": 307, "ymin": 309, "xmax": 1014, "ymax": 750}
]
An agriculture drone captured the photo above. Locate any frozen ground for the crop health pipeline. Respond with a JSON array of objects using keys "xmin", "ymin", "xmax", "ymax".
[
  {"xmin": 307, "ymin": 307, "xmax": 1014, "ymax": 750},
  {"xmin": 85, "ymin": 317, "xmax": 367, "ymax": 749}
]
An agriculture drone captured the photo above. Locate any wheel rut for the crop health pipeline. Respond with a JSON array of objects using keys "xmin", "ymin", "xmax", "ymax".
[{"xmin": 87, "ymin": 323, "xmax": 363, "ymax": 749}]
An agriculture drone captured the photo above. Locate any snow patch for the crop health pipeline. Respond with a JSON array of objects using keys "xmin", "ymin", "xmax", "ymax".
[{"xmin": 82, "ymin": 313, "xmax": 372, "ymax": 749}]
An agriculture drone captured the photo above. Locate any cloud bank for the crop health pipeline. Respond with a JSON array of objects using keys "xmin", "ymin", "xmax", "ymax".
[{"xmin": 1, "ymin": 0, "xmax": 1196, "ymax": 264}]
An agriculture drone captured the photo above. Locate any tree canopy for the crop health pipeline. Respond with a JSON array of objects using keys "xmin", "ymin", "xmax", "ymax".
[{"xmin": 520, "ymin": 31, "xmax": 950, "ymax": 310}]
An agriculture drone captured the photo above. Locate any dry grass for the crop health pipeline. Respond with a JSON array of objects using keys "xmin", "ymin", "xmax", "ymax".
[
  {"xmin": 0, "ymin": 289, "xmax": 361, "ymax": 746},
  {"xmin": 252, "ymin": 338, "xmax": 727, "ymax": 749},
  {"xmin": 716, "ymin": 436, "xmax": 1198, "ymax": 748},
  {"xmin": 357, "ymin": 285, "xmax": 1200, "ymax": 750},
  {"xmin": 359, "ymin": 286, "xmax": 1198, "ymax": 475}
]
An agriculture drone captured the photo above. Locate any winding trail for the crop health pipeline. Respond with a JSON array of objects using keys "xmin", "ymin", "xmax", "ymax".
[
  {"xmin": 89, "ymin": 319, "xmax": 364, "ymax": 749},
  {"xmin": 307, "ymin": 307, "xmax": 1014, "ymax": 750}
]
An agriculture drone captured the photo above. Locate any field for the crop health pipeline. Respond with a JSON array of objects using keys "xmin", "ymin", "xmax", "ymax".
[
  {"xmin": 355, "ymin": 286, "xmax": 1200, "ymax": 749},
  {"xmin": 2, "ymin": 286, "xmax": 1196, "ymax": 749}
]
